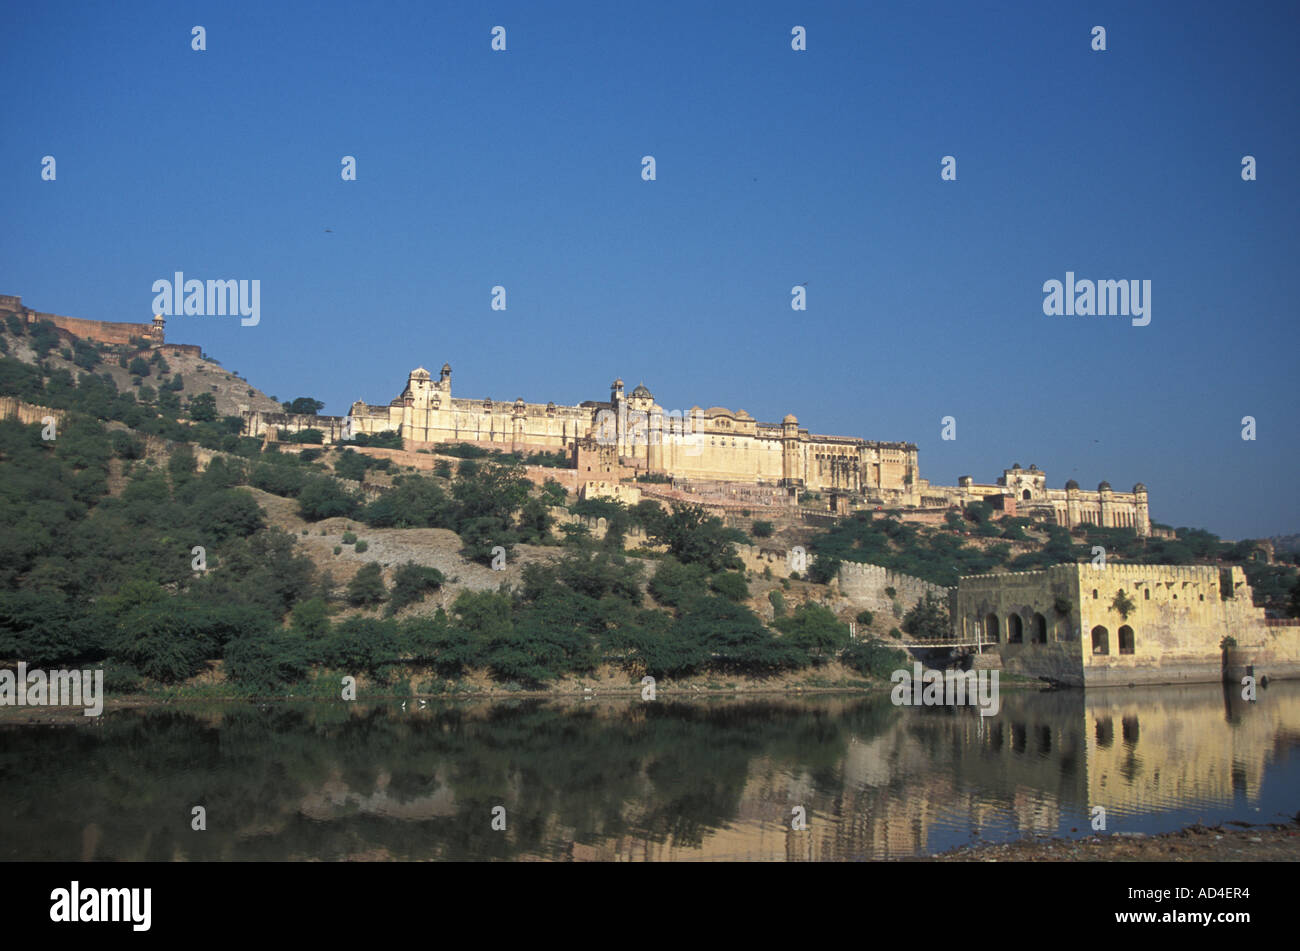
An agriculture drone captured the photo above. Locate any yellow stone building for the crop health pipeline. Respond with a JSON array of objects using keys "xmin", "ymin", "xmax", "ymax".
[
  {"xmin": 239, "ymin": 363, "xmax": 1150, "ymax": 532},
  {"xmin": 243, "ymin": 365, "xmax": 921, "ymax": 495},
  {"xmin": 953, "ymin": 564, "xmax": 1300, "ymax": 686}
]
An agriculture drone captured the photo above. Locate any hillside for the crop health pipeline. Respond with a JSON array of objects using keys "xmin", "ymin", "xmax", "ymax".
[{"xmin": 0, "ymin": 318, "xmax": 1296, "ymax": 699}]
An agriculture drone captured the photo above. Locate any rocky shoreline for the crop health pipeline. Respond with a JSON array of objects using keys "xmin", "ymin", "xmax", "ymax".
[{"xmin": 916, "ymin": 818, "xmax": 1300, "ymax": 862}]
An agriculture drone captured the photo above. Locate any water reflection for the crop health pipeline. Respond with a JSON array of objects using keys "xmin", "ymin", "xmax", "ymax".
[{"xmin": 1, "ymin": 682, "xmax": 1297, "ymax": 861}]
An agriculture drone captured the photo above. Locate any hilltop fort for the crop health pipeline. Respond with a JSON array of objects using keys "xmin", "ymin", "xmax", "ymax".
[
  {"xmin": 242, "ymin": 363, "xmax": 1152, "ymax": 534},
  {"xmin": 0, "ymin": 293, "xmax": 1154, "ymax": 533}
]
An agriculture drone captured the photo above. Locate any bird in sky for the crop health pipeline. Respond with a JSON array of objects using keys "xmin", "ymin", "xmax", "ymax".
[{"xmin": 324, "ymin": 228, "xmax": 334, "ymax": 233}]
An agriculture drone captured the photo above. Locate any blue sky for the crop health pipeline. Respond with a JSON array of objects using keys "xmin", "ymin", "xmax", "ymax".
[{"xmin": 3, "ymin": 1, "xmax": 1297, "ymax": 539}]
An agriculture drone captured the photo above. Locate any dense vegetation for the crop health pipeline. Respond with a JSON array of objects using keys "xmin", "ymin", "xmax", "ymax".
[{"xmin": 1, "ymin": 325, "xmax": 1295, "ymax": 697}]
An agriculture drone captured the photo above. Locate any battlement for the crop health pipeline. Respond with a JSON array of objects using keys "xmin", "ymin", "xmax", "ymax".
[{"xmin": 0, "ymin": 293, "xmax": 164, "ymax": 348}]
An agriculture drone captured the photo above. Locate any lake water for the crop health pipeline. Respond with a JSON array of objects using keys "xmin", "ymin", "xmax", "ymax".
[{"xmin": 3, "ymin": 682, "xmax": 1298, "ymax": 861}]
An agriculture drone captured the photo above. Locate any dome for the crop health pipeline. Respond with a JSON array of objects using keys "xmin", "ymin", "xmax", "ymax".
[
  {"xmin": 1133, "ymin": 482, "xmax": 1147, "ymax": 493},
  {"xmin": 631, "ymin": 383, "xmax": 652, "ymax": 399},
  {"xmin": 782, "ymin": 413, "xmax": 798, "ymax": 424},
  {"xmin": 410, "ymin": 366, "xmax": 430, "ymax": 379},
  {"xmin": 1065, "ymin": 479, "xmax": 1080, "ymax": 490},
  {"xmin": 1098, "ymin": 481, "xmax": 1112, "ymax": 491},
  {"xmin": 612, "ymin": 378, "xmax": 624, "ymax": 388},
  {"xmin": 735, "ymin": 410, "xmax": 753, "ymax": 420},
  {"xmin": 441, "ymin": 362, "xmax": 451, "ymax": 373}
]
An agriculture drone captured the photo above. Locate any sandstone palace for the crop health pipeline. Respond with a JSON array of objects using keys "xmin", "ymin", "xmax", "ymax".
[{"xmin": 241, "ymin": 362, "xmax": 1152, "ymax": 534}]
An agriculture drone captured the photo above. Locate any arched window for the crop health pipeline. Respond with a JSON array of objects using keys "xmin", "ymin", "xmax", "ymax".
[
  {"xmin": 1092, "ymin": 589, "xmax": 1099, "ymax": 599},
  {"xmin": 1008, "ymin": 614, "xmax": 1024, "ymax": 643},
  {"xmin": 1144, "ymin": 588, "xmax": 1150, "ymax": 600},
  {"xmin": 1022, "ymin": 489, "xmax": 1031, "ymax": 500},
  {"xmin": 1118, "ymin": 625, "xmax": 1135, "ymax": 654},
  {"xmin": 1091, "ymin": 625, "xmax": 1109, "ymax": 655},
  {"xmin": 1032, "ymin": 613, "xmax": 1048, "ymax": 643},
  {"xmin": 984, "ymin": 613, "xmax": 1000, "ymax": 642}
]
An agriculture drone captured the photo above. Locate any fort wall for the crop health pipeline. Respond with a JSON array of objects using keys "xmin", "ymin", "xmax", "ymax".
[
  {"xmin": 0, "ymin": 295, "xmax": 162, "ymax": 348},
  {"xmin": 0, "ymin": 397, "xmax": 65, "ymax": 427},
  {"xmin": 953, "ymin": 564, "xmax": 1298, "ymax": 686},
  {"xmin": 836, "ymin": 561, "xmax": 953, "ymax": 620}
]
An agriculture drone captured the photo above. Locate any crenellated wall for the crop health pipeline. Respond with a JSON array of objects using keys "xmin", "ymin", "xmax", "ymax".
[{"xmin": 835, "ymin": 561, "xmax": 953, "ymax": 619}]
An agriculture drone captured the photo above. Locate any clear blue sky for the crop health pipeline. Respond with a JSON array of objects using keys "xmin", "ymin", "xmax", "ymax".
[{"xmin": 3, "ymin": 1, "xmax": 1297, "ymax": 540}]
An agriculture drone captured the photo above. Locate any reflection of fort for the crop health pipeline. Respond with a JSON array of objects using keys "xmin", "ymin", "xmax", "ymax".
[
  {"xmin": 1083, "ymin": 684, "xmax": 1300, "ymax": 814},
  {"xmin": 24, "ymin": 688, "xmax": 1299, "ymax": 861},
  {"xmin": 554, "ymin": 687, "xmax": 1300, "ymax": 861}
]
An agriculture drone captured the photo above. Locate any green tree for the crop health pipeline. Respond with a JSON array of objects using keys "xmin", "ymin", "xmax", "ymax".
[
  {"xmin": 387, "ymin": 563, "xmax": 445, "ymax": 616},
  {"xmin": 298, "ymin": 475, "xmax": 358, "ymax": 520},
  {"xmin": 709, "ymin": 571, "xmax": 749, "ymax": 602},
  {"xmin": 649, "ymin": 504, "xmax": 740, "ymax": 573},
  {"xmin": 774, "ymin": 602, "xmax": 850, "ymax": 661},
  {"xmin": 284, "ymin": 397, "xmax": 325, "ymax": 415},
  {"xmin": 902, "ymin": 592, "xmax": 950, "ymax": 640},
  {"xmin": 188, "ymin": 392, "xmax": 217, "ymax": 421},
  {"xmin": 345, "ymin": 562, "xmax": 388, "ymax": 608}
]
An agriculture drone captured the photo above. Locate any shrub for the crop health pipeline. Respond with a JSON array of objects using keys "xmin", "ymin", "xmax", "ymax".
[
  {"xmin": 840, "ymin": 638, "xmax": 909, "ymax": 679},
  {"xmin": 752, "ymin": 521, "xmax": 774, "ymax": 539},
  {"xmin": 709, "ymin": 571, "xmax": 749, "ymax": 602},
  {"xmin": 109, "ymin": 430, "xmax": 145, "ymax": 460},
  {"xmin": 325, "ymin": 616, "xmax": 399, "ymax": 674},
  {"xmin": 341, "ymin": 531, "xmax": 357, "ymax": 545},
  {"xmin": 298, "ymin": 475, "xmax": 358, "ymax": 520},
  {"xmin": 387, "ymin": 563, "xmax": 445, "ymax": 615},
  {"xmin": 279, "ymin": 428, "xmax": 324, "ymax": 445},
  {"xmin": 1111, "ymin": 589, "xmax": 1136, "ymax": 620},
  {"xmin": 773, "ymin": 602, "xmax": 850, "ymax": 661},
  {"xmin": 902, "ymin": 592, "xmax": 949, "ymax": 639},
  {"xmin": 769, "ymin": 589, "xmax": 786, "ymax": 617},
  {"xmin": 224, "ymin": 629, "xmax": 308, "ymax": 691},
  {"xmin": 194, "ymin": 488, "xmax": 265, "ymax": 541},
  {"xmin": 345, "ymin": 562, "xmax": 387, "ymax": 607},
  {"xmin": 251, "ymin": 462, "xmax": 307, "ymax": 498},
  {"xmin": 648, "ymin": 557, "xmax": 709, "ymax": 608},
  {"xmin": 855, "ymin": 609, "xmax": 874, "ymax": 625},
  {"xmin": 354, "ymin": 540, "xmax": 368, "ymax": 553}
]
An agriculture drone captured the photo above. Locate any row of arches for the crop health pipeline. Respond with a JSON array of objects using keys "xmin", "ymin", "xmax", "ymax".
[
  {"xmin": 1091, "ymin": 625, "xmax": 1135, "ymax": 655},
  {"xmin": 1051, "ymin": 507, "xmax": 1141, "ymax": 529},
  {"xmin": 983, "ymin": 612, "xmax": 1049, "ymax": 644}
]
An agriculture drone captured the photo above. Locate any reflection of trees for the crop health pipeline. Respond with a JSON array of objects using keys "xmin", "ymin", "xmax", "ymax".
[{"xmin": 0, "ymin": 696, "xmax": 900, "ymax": 861}]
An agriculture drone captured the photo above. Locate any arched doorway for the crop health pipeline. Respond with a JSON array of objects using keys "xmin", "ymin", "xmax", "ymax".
[
  {"xmin": 1008, "ymin": 614, "xmax": 1024, "ymax": 643},
  {"xmin": 1118, "ymin": 625, "xmax": 1135, "ymax": 655},
  {"xmin": 1091, "ymin": 625, "xmax": 1109, "ymax": 655},
  {"xmin": 984, "ymin": 613, "xmax": 1000, "ymax": 642},
  {"xmin": 1032, "ymin": 613, "xmax": 1048, "ymax": 643}
]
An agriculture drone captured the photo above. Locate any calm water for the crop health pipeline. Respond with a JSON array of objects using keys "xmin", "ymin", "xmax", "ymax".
[{"xmin": 3, "ymin": 682, "xmax": 1298, "ymax": 861}]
